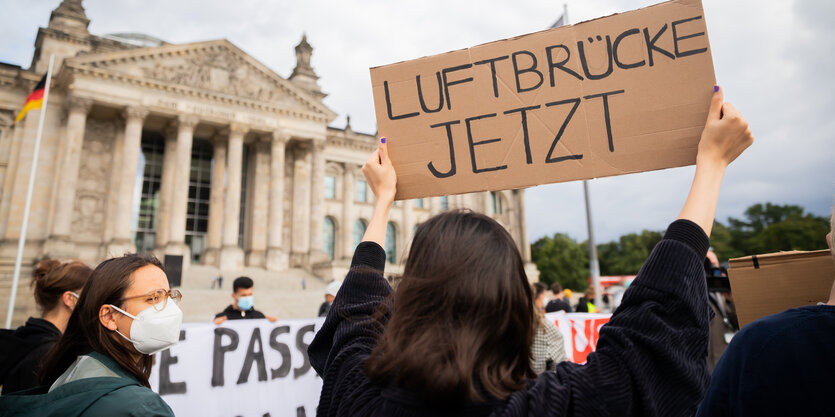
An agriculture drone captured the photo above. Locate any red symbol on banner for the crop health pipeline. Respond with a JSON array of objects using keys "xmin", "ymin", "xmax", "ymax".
[{"xmin": 570, "ymin": 317, "xmax": 610, "ymax": 363}]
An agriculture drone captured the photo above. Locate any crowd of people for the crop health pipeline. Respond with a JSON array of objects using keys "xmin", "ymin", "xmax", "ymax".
[{"xmin": 0, "ymin": 86, "xmax": 832, "ymax": 417}]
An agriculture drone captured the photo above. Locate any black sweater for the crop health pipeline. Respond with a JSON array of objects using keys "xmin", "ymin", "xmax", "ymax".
[
  {"xmin": 309, "ymin": 220, "xmax": 712, "ymax": 416},
  {"xmin": 0, "ymin": 317, "xmax": 61, "ymax": 394}
]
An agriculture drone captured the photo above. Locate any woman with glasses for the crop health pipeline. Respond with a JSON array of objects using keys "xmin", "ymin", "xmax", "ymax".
[{"xmin": 0, "ymin": 253, "xmax": 183, "ymax": 417}]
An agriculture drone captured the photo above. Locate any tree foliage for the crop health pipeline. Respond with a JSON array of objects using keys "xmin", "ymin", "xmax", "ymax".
[{"xmin": 531, "ymin": 202, "xmax": 829, "ymax": 288}]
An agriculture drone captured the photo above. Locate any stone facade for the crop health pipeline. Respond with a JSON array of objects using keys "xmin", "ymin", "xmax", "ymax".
[{"xmin": 0, "ymin": 1, "xmax": 537, "ymax": 295}]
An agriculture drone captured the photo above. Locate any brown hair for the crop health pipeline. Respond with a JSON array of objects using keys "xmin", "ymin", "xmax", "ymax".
[
  {"xmin": 31, "ymin": 259, "xmax": 92, "ymax": 313},
  {"xmin": 550, "ymin": 282, "xmax": 563, "ymax": 294},
  {"xmin": 532, "ymin": 282, "xmax": 548, "ymax": 329},
  {"xmin": 365, "ymin": 210, "xmax": 534, "ymax": 404},
  {"xmin": 40, "ymin": 253, "xmax": 164, "ymax": 387}
]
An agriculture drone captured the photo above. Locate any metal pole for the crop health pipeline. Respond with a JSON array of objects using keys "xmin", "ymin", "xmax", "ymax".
[
  {"xmin": 5, "ymin": 54, "xmax": 54, "ymax": 329},
  {"xmin": 584, "ymin": 180, "xmax": 603, "ymax": 310}
]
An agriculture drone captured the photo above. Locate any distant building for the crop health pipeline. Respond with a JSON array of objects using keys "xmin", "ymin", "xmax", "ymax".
[{"xmin": 0, "ymin": 0, "xmax": 536, "ymax": 320}]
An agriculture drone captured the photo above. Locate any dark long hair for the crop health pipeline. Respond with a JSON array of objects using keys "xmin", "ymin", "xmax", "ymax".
[
  {"xmin": 365, "ymin": 210, "xmax": 535, "ymax": 403},
  {"xmin": 40, "ymin": 253, "xmax": 164, "ymax": 387}
]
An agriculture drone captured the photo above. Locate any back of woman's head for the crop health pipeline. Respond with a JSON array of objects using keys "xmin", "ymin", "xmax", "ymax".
[
  {"xmin": 40, "ymin": 253, "xmax": 163, "ymax": 387},
  {"xmin": 366, "ymin": 210, "xmax": 534, "ymax": 403},
  {"xmin": 32, "ymin": 259, "xmax": 92, "ymax": 313}
]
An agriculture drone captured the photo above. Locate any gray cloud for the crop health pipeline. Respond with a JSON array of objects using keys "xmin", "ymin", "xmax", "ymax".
[{"xmin": 2, "ymin": 0, "xmax": 832, "ymax": 245}]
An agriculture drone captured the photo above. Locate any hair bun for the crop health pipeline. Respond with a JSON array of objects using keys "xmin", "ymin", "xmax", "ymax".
[{"xmin": 33, "ymin": 259, "xmax": 62, "ymax": 282}]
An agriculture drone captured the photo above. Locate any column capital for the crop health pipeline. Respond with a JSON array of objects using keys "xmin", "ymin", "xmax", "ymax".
[
  {"xmin": 311, "ymin": 138, "xmax": 327, "ymax": 152},
  {"xmin": 177, "ymin": 114, "xmax": 199, "ymax": 129},
  {"xmin": 66, "ymin": 96, "xmax": 93, "ymax": 115},
  {"xmin": 228, "ymin": 122, "xmax": 248, "ymax": 135},
  {"xmin": 123, "ymin": 105, "xmax": 149, "ymax": 122},
  {"xmin": 271, "ymin": 130, "xmax": 288, "ymax": 144}
]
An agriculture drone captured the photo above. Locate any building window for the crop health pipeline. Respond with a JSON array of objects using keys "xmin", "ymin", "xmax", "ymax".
[
  {"xmin": 237, "ymin": 144, "xmax": 250, "ymax": 248},
  {"xmin": 385, "ymin": 222, "xmax": 397, "ymax": 264},
  {"xmin": 323, "ymin": 216, "xmax": 335, "ymax": 261},
  {"xmin": 414, "ymin": 198, "xmax": 424, "ymax": 209},
  {"xmin": 356, "ymin": 179, "xmax": 367, "ymax": 202},
  {"xmin": 132, "ymin": 132, "xmax": 165, "ymax": 254},
  {"xmin": 185, "ymin": 139, "xmax": 214, "ymax": 263},
  {"xmin": 352, "ymin": 219, "xmax": 367, "ymax": 252},
  {"xmin": 324, "ymin": 175, "xmax": 336, "ymax": 199},
  {"xmin": 491, "ymin": 191, "xmax": 504, "ymax": 215},
  {"xmin": 441, "ymin": 196, "xmax": 449, "ymax": 210}
]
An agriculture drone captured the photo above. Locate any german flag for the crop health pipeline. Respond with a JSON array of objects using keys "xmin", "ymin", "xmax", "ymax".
[{"xmin": 15, "ymin": 75, "xmax": 47, "ymax": 123}]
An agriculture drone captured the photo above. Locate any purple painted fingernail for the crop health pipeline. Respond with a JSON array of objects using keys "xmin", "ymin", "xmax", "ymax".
[
  {"xmin": 714, "ymin": 85, "xmax": 719, "ymax": 92},
  {"xmin": 381, "ymin": 137, "xmax": 386, "ymax": 144}
]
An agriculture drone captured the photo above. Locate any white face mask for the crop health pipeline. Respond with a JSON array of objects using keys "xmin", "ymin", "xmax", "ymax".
[{"xmin": 109, "ymin": 299, "xmax": 183, "ymax": 355}]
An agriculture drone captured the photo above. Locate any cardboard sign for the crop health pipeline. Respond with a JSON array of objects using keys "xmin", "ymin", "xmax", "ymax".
[
  {"xmin": 728, "ymin": 250, "xmax": 835, "ymax": 328},
  {"xmin": 371, "ymin": 0, "xmax": 715, "ymax": 199}
]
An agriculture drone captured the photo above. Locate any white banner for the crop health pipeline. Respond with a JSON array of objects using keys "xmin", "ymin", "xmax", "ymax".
[
  {"xmin": 546, "ymin": 312, "xmax": 613, "ymax": 364},
  {"xmin": 149, "ymin": 318, "xmax": 324, "ymax": 417}
]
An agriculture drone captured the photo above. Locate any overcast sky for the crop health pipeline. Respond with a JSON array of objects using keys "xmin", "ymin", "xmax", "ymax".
[{"xmin": 2, "ymin": 0, "xmax": 832, "ymax": 246}]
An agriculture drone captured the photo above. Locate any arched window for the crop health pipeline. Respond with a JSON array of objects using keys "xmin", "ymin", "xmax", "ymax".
[
  {"xmin": 324, "ymin": 175, "xmax": 336, "ymax": 199},
  {"xmin": 385, "ymin": 222, "xmax": 397, "ymax": 264},
  {"xmin": 323, "ymin": 216, "xmax": 335, "ymax": 261},
  {"xmin": 414, "ymin": 198, "xmax": 424, "ymax": 209},
  {"xmin": 440, "ymin": 196, "xmax": 449, "ymax": 210},
  {"xmin": 352, "ymin": 219, "xmax": 367, "ymax": 252},
  {"xmin": 491, "ymin": 191, "xmax": 504, "ymax": 215}
]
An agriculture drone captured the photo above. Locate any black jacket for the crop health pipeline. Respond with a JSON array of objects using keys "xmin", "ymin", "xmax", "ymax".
[
  {"xmin": 545, "ymin": 298, "xmax": 572, "ymax": 313},
  {"xmin": 309, "ymin": 220, "xmax": 712, "ymax": 416},
  {"xmin": 0, "ymin": 317, "xmax": 61, "ymax": 394},
  {"xmin": 214, "ymin": 304, "xmax": 266, "ymax": 320}
]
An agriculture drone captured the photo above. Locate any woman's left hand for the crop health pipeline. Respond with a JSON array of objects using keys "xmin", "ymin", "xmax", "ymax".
[{"xmin": 362, "ymin": 138, "xmax": 397, "ymax": 207}]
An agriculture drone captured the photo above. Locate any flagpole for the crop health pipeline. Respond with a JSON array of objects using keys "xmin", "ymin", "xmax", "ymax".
[{"xmin": 5, "ymin": 54, "xmax": 55, "ymax": 329}]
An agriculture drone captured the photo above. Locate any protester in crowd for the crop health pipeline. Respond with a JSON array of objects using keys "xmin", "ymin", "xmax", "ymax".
[
  {"xmin": 545, "ymin": 282, "xmax": 572, "ymax": 313},
  {"xmin": 704, "ymin": 248, "xmax": 738, "ymax": 371},
  {"xmin": 574, "ymin": 286, "xmax": 598, "ymax": 313},
  {"xmin": 0, "ymin": 254, "xmax": 182, "ymax": 416},
  {"xmin": 531, "ymin": 283, "xmax": 567, "ymax": 373},
  {"xmin": 213, "ymin": 276, "xmax": 277, "ymax": 324},
  {"xmin": 308, "ymin": 86, "xmax": 754, "ymax": 416},
  {"xmin": 318, "ymin": 280, "xmax": 342, "ymax": 317},
  {"xmin": 696, "ymin": 205, "xmax": 835, "ymax": 416},
  {"xmin": 0, "ymin": 260, "xmax": 92, "ymax": 394}
]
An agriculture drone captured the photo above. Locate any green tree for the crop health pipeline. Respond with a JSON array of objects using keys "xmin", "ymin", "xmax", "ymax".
[
  {"xmin": 531, "ymin": 233, "xmax": 589, "ymax": 290},
  {"xmin": 597, "ymin": 230, "xmax": 663, "ymax": 275}
]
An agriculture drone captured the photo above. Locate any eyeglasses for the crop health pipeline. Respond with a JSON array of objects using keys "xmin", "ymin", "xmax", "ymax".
[{"xmin": 120, "ymin": 289, "xmax": 183, "ymax": 311}]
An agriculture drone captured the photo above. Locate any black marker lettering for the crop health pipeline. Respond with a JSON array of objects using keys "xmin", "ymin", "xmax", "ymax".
[
  {"xmin": 511, "ymin": 51, "xmax": 544, "ymax": 93},
  {"xmin": 643, "ymin": 24, "xmax": 675, "ymax": 66},
  {"xmin": 427, "ymin": 120, "xmax": 460, "ymax": 178},
  {"xmin": 442, "ymin": 64, "xmax": 474, "ymax": 111},
  {"xmin": 158, "ymin": 330, "xmax": 187, "ymax": 395},
  {"xmin": 473, "ymin": 56, "xmax": 509, "ymax": 98},
  {"xmin": 583, "ymin": 90, "xmax": 625, "ymax": 152},
  {"xmin": 503, "ymin": 105, "xmax": 541, "ymax": 164},
  {"xmin": 383, "ymin": 81, "xmax": 419, "ymax": 120},
  {"xmin": 416, "ymin": 73, "xmax": 444, "ymax": 113},
  {"xmin": 543, "ymin": 98, "xmax": 583, "ymax": 163},
  {"xmin": 613, "ymin": 29, "xmax": 646, "ymax": 69},
  {"xmin": 672, "ymin": 16, "xmax": 708, "ymax": 58},
  {"xmin": 294, "ymin": 324, "xmax": 315, "ymax": 379},
  {"xmin": 269, "ymin": 326, "xmax": 292, "ymax": 379},
  {"xmin": 211, "ymin": 328, "xmax": 239, "ymax": 387},
  {"xmin": 546, "ymin": 45, "xmax": 584, "ymax": 86},
  {"xmin": 237, "ymin": 328, "xmax": 268, "ymax": 384},
  {"xmin": 577, "ymin": 35, "xmax": 614, "ymax": 80},
  {"xmin": 465, "ymin": 113, "xmax": 507, "ymax": 173}
]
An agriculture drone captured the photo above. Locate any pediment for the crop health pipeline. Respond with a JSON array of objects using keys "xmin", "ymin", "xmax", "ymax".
[{"xmin": 66, "ymin": 40, "xmax": 335, "ymax": 119}]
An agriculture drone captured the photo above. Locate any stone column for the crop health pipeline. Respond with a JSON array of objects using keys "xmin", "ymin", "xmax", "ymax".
[
  {"xmin": 107, "ymin": 106, "xmax": 148, "ymax": 255},
  {"xmin": 290, "ymin": 143, "xmax": 311, "ymax": 267},
  {"xmin": 483, "ymin": 191, "xmax": 493, "ymax": 215},
  {"xmin": 402, "ymin": 198, "xmax": 414, "ymax": 264},
  {"xmin": 341, "ymin": 164, "xmax": 355, "ymax": 259},
  {"xmin": 155, "ymin": 125, "xmax": 178, "ymax": 250},
  {"xmin": 308, "ymin": 139, "xmax": 327, "ymax": 264},
  {"xmin": 45, "ymin": 96, "xmax": 92, "ymax": 257},
  {"xmin": 515, "ymin": 189, "xmax": 532, "ymax": 262},
  {"xmin": 245, "ymin": 138, "xmax": 270, "ymax": 267},
  {"xmin": 164, "ymin": 114, "xmax": 198, "ymax": 259},
  {"xmin": 219, "ymin": 123, "xmax": 247, "ymax": 270},
  {"xmin": 202, "ymin": 135, "xmax": 226, "ymax": 266},
  {"xmin": 266, "ymin": 132, "xmax": 288, "ymax": 270}
]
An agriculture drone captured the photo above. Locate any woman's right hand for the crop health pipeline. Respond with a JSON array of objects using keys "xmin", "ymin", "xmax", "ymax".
[
  {"xmin": 696, "ymin": 86, "xmax": 754, "ymax": 168},
  {"xmin": 362, "ymin": 138, "xmax": 397, "ymax": 207}
]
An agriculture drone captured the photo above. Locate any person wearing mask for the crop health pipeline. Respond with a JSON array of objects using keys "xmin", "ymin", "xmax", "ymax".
[
  {"xmin": 696, "ymin": 206, "xmax": 835, "ymax": 416},
  {"xmin": 531, "ymin": 283, "xmax": 567, "ymax": 373},
  {"xmin": 545, "ymin": 282, "xmax": 572, "ymax": 313},
  {"xmin": 213, "ymin": 276, "xmax": 277, "ymax": 324},
  {"xmin": 0, "ymin": 260, "xmax": 92, "ymax": 394},
  {"xmin": 319, "ymin": 280, "xmax": 342, "ymax": 317},
  {"xmin": 575, "ymin": 287, "xmax": 598, "ymax": 313},
  {"xmin": 0, "ymin": 253, "xmax": 183, "ymax": 416},
  {"xmin": 308, "ymin": 86, "xmax": 754, "ymax": 416}
]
